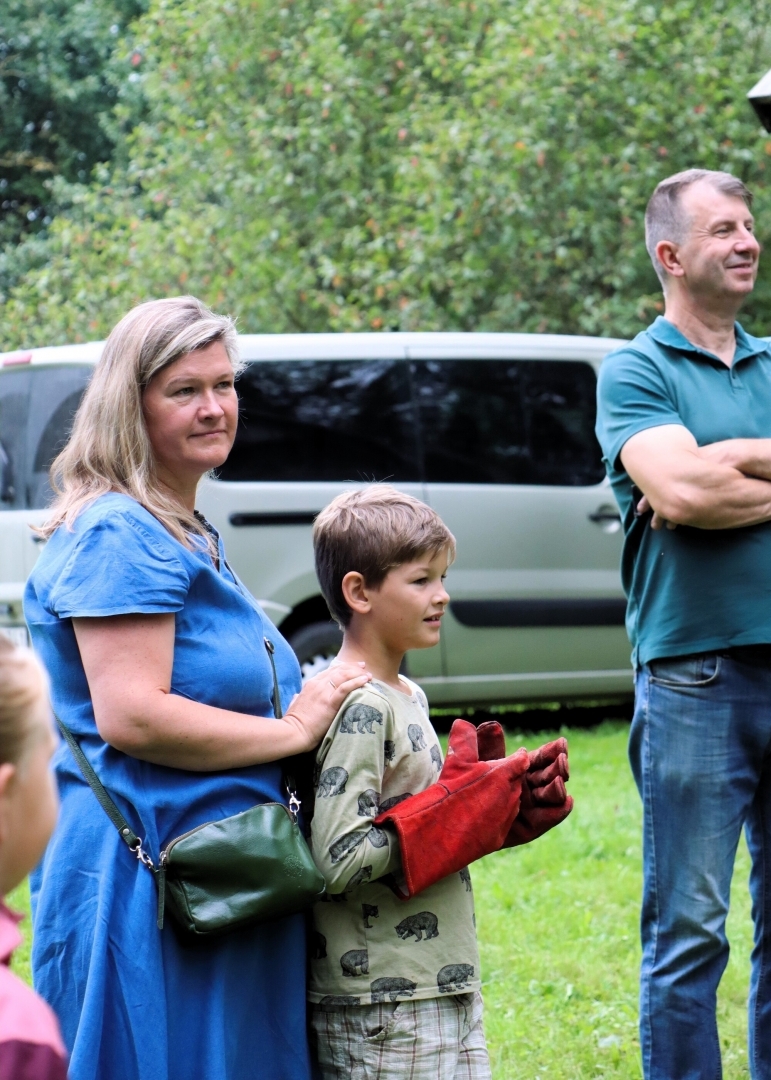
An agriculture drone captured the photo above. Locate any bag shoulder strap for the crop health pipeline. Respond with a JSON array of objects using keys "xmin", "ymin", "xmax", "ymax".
[
  {"xmin": 54, "ymin": 714, "xmax": 145, "ymax": 856},
  {"xmin": 56, "ymin": 714, "xmax": 165, "ymax": 927},
  {"xmin": 264, "ymin": 635, "xmax": 299, "ymax": 793}
]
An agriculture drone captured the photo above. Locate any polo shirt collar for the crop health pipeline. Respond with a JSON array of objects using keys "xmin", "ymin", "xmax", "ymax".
[{"xmin": 648, "ymin": 315, "xmax": 770, "ymax": 363}]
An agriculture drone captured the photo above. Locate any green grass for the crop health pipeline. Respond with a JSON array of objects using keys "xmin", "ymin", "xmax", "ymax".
[
  {"xmin": 6, "ymin": 721, "xmax": 755, "ymax": 1077},
  {"xmin": 475, "ymin": 721, "xmax": 753, "ymax": 1079},
  {"xmin": 7, "ymin": 877, "xmax": 32, "ymax": 984}
]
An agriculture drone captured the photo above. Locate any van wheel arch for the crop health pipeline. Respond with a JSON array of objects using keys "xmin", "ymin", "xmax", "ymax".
[
  {"xmin": 278, "ymin": 595, "xmax": 332, "ymax": 640},
  {"xmin": 279, "ymin": 596, "xmax": 342, "ymax": 680},
  {"xmin": 287, "ymin": 620, "xmax": 343, "ymax": 682}
]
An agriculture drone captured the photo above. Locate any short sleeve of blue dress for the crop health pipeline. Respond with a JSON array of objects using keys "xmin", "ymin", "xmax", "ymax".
[{"xmin": 25, "ymin": 494, "xmax": 311, "ymax": 1080}]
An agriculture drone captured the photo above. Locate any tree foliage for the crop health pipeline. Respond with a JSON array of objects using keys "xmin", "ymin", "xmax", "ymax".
[
  {"xmin": 0, "ymin": 0, "xmax": 147, "ymax": 251},
  {"xmin": 3, "ymin": 0, "xmax": 771, "ymax": 347}
]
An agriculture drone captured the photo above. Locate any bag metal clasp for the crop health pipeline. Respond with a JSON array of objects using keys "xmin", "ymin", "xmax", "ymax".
[{"xmin": 130, "ymin": 836, "xmax": 156, "ymax": 871}]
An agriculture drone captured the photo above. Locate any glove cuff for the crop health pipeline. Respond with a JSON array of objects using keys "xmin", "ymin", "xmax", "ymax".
[{"xmin": 375, "ymin": 771, "xmax": 523, "ymax": 897}]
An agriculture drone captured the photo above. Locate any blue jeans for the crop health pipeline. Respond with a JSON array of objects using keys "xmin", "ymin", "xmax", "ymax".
[{"xmin": 631, "ymin": 652, "xmax": 771, "ymax": 1080}]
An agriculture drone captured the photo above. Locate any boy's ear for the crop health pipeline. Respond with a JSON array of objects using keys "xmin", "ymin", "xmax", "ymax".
[{"xmin": 341, "ymin": 571, "xmax": 372, "ymax": 615}]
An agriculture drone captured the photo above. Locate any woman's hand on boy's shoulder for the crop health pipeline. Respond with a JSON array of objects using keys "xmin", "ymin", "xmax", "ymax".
[{"xmin": 283, "ymin": 662, "xmax": 372, "ymax": 753}]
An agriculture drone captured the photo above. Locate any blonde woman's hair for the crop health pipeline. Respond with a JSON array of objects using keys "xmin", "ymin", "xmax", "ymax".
[
  {"xmin": 39, "ymin": 296, "xmax": 242, "ymax": 552},
  {"xmin": 313, "ymin": 484, "xmax": 455, "ymax": 627},
  {"xmin": 0, "ymin": 637, "xmax": 49, "ymax": 766}
]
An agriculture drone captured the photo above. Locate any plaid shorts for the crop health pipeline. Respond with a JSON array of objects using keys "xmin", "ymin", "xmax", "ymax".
[{"xmin": 309, "ymin": 992, "xmax": 492, "ymax": 1080}]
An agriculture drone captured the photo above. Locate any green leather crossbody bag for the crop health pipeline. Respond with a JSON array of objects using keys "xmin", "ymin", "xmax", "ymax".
[{"xmin": 56, "ymin": 637, "xmax": 326, "ymax": 938}]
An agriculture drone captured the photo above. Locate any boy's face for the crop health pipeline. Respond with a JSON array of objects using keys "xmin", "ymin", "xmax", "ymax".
[{"xmin": 366, "ymin": 549, "xmax": 450, "ymax": 653}]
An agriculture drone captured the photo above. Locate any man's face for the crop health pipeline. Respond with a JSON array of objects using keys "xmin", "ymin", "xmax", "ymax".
[{"xmin": 673, "ymin": 181, "xmax": 760, "ymax": 303}]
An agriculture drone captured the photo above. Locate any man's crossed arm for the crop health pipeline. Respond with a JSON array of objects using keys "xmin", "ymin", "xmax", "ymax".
[{"xmin": 620, "ymin": 426, "xmax": 771, "ymax": 531}]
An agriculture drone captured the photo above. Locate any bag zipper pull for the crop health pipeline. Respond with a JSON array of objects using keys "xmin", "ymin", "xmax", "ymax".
[
  {"xmin": 155, "ymin": 850, "xmax": 168, "ymax": 930},
  {"xmin": 155, "ymin": 868, "xmax": 166, "ymax": 930},
  {"xmin": 264, "ymin": 637, "xmax": 284, "ymax": 718}
]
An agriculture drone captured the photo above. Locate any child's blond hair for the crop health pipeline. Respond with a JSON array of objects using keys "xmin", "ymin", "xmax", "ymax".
[
  {"xmin": 0, "ymin": 638, "xmax": 49, "ymax": 765},
  {"xmin": 313, "ymin": 484, "xmax": 455, "ymax": 627}
]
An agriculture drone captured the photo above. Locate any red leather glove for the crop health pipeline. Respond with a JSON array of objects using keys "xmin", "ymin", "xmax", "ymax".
[
  {"xmin": 476, "ymin": 723, "xmax": 573, "ymax": 846},
  {"xmin": 526, "ymin": 737, "xmax": 570, "ymax": 805},
  {"xmin": 374, "ymin": 719, "xmax": 529, "ymax": 897},
  {"xmin": 506, "ymin": 779, "xmax": 573, "ymax": 845},
  {"xmin": 476, "ymin": 719, "xmax": 507, "ymax": 762},
  {"xmin": 528, "ymin": 737, "xmax": 569, "ymax": 778},
  {"xmin": 524, "ymin": 747, "xmax": 565, "ymax": 807}
]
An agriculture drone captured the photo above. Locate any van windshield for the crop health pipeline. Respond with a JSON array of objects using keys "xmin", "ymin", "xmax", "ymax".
[
  {"xmin": 0, "ymin": 370, "xmax": 32, "ymax": 510},
  {"xmin": 26, "ymin": 366, "xmax": 91, "ymax": 509}
]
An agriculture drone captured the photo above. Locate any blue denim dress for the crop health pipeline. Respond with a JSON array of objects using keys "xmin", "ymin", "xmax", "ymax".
[{"xmin": 25, "ymin": 493, "xmax": 311, "ymax": 1080}]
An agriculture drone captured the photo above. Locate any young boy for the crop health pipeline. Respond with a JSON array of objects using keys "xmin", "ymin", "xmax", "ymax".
[{"xmin": 308, "ymin": 485, "xmax": 571, "ymax": 1079}]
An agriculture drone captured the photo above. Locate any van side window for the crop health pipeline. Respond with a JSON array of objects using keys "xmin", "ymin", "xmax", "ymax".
[
  {"xmin": 0, "ymin": 371, "xmax": 31, "ymax": 509},
  {"xmin": 410, "ymin": 359, "xmax": 604, "ymax": 486},
  {"xmin": 27, "ymin": 367, "xmax": 91, "ymax": 509},
  {"xmin": 219, "ymin": 359, "xmax": 421, "ymax": 482},
  {"xmin": 525, "ymin": 361, "xmax": 605, "ymax": 485}
]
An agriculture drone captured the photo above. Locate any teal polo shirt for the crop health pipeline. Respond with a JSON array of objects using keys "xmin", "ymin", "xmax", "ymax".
[{"xmin": 596, "ymin": 316, "xmax": 771, "ymax": 666}]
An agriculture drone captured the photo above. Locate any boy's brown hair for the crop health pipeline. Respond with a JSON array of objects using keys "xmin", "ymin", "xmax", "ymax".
[{"xmin": 313, "ymin": 484, "xmax": 456, "ymax": 627}]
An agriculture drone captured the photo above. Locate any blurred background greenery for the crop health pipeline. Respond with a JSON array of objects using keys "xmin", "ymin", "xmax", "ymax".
[{"xmin": 2, "ymin": 0, "xmax": 771, "ymax": 347}]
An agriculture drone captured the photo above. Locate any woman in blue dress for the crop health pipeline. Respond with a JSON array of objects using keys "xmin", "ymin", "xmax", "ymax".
[{"xmin": 24, "ymin": 296, "xmax": 371, "ymax": 1080}]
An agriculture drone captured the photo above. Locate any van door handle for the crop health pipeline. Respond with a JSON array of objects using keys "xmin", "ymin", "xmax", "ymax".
[
  {"xmin": 588, "ymin": 506, "xmax": 621, "ymax": 524},
  {"xmin": 589, "ymin": 505, "xmax": 622, "ymax": 533},
  {"xmin": 229, "ymin": 512, "xmax": 319, "ymax": 527}
]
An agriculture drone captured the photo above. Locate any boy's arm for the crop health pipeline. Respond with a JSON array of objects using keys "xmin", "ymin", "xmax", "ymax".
[{"xmin": 310, "ymin": 691, "xmax": 401, "ymax": 894}]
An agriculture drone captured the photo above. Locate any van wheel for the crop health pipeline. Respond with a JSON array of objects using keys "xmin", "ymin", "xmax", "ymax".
[{"xmin": 288, "ymin": 621, "xmax": 343, "ymax": 682}]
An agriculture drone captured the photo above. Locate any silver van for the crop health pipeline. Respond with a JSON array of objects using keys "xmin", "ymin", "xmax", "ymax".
[{"xmin": 0, "ymin": 332, "xmax": 631, "ymax": 705}]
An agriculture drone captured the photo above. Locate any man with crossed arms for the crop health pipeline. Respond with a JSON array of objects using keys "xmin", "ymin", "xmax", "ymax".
[{"xmin": 596, "ymin": 168, "xmax": 771, "ymax": 1079}]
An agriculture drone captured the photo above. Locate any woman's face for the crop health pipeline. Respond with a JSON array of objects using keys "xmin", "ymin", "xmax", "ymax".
[{"xmin": 142, "ymin": 341, "xmax": 238, "ymax": 496}]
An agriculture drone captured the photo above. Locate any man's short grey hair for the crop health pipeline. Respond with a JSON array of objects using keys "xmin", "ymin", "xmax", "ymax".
[{"xmin": 645, "ymin": 169, "xmax": 753, "ymax": 287}]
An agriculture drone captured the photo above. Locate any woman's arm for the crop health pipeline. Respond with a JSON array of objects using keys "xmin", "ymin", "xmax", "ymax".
[{"xmin": 73, "ymin": 613, "xmax": 370, "ymax": 771}]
